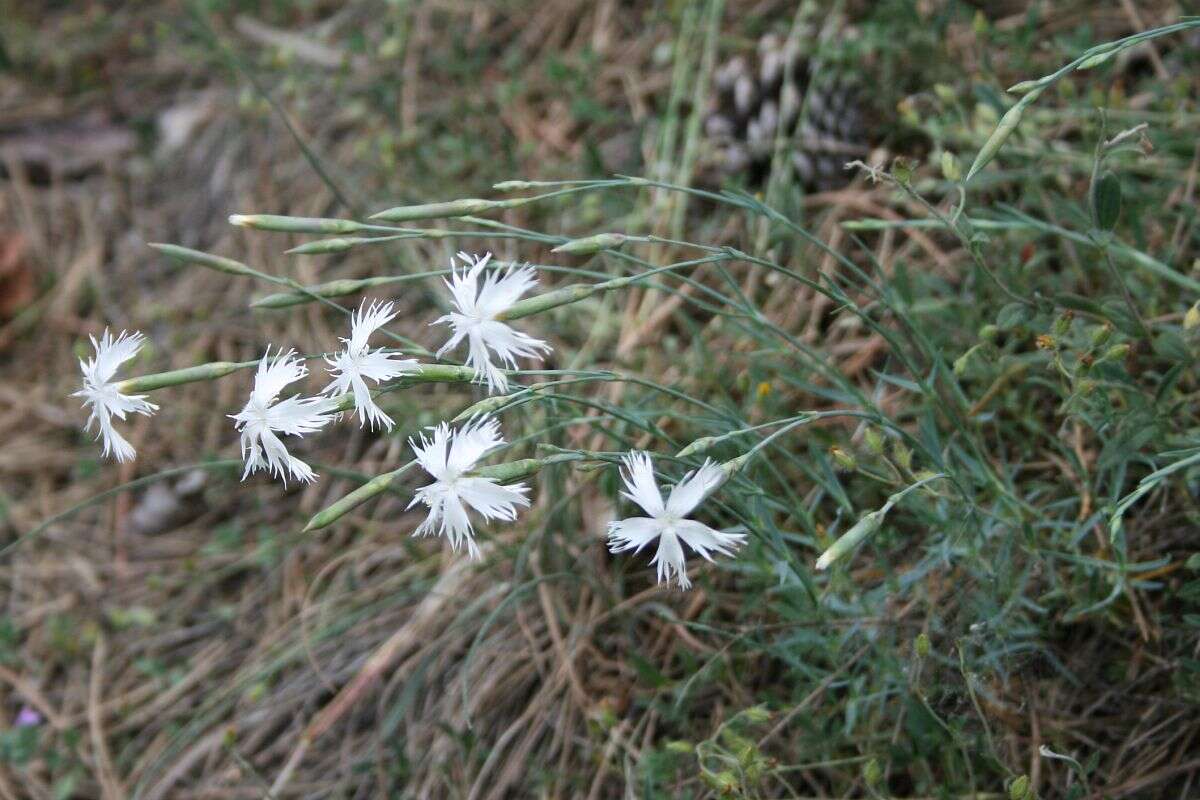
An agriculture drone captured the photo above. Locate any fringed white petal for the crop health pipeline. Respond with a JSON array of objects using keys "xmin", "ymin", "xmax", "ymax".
[
  {"xmin": 233, "ymin": 347, "xmax": 334, "ymax": 485},
  {"xmin": 650, "ymin": 530, "xmax": 691, "ymax": 590},
  {"xmin": 73, "ymin": 329, "xmax": 158, "ymax": 463},
  {"xmin": 665, "ymin": 459, "xmax": 726, "ymax": 517},
  {"xmin": 456, "ymin": 477, "xmax": 529, "ymax": 521},
  {"xmin": 407, "ymin": 415, "xmax": 525, "ymax": 560},
  {"xmin": 432, "ymin": 252, "xmax": 551, "ymax": 395},
  {"xmin": 675, "ymin": 520, "xmax": 746, "ymax": 561},
  {"xmin": 348, "ymin": 299, "xmax": 399, "ymax": 353},
  {"xmin": 608, "ymin": 452, "xmax": 742, "ymax": 590},
  {"xmin": 618, "ymin": 451, "xmax": 665, "ymax": 516},
  {"xmin": 606, "ymin": 517, "xmax": 665, "ymax": 554},
  {"xmin": 446, "ymin": 414, "xmax": 504, "ymax": 474}
]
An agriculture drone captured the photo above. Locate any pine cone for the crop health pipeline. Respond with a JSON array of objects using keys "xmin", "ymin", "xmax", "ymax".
[{"xmin": 703, "ymin": 31, "xmax": 873, "ymax": 190}]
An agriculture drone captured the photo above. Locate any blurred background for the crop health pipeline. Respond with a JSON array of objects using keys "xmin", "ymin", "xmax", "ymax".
[{"xmin": 1, "ymin": 1, "xmax": 1198, "ymax": 798}]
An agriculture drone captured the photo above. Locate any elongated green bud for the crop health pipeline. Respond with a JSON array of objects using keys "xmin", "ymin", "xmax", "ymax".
[
  {"xmin": 496, "ymin": 283, "xmax": 596, "ymax": 321},
  {"xmin": 472, "ymin": 453, "xmax": 582, "ymax": 483},
  {"xmin": 1077, "ymin": 49, "xmax": 1115, "ymax": 70},
  {"xmin": 229, "ymin": 214, "xmax": 366, "ymax": 234},
  {"xmin": 676, "ymin": 436, "xmax": 718, "ymax": 459},
  {"xmin": 400, "ymin": 364, "xmax": 482, "ymax": 384},
  {"xmin": 550, "ymin": 232, "xmax": 628, "ymax": 255},
  {"xmin": 495, "ymin": 270, "xmax": 656, "ymax": 322},
  {"xmin": 719, "ymin": 451, "xmax": 754, "ymax": 478},
  {"xmin": 814, "ymin": 509, "xmax": 885, "ymax": 571},
  {"xmin": 1006, "ymin": 79, "xmax": 1041, "ymax": 95},
  {"xmin": 303, "ymin": 462, "xmax": 415, "ymax": 532},
  {"xmin": 369, "ymin": 199, "xmax": 497, "ymax": 222},
  {"xmin": 324, "ymin": 365, "xmax": 480, "ymax": 414},
  {"xmin": 149, "ymin": 243, "xmax": 259, "ymax": 278},
  {"xmin": 965, "ymin": 85, "xmax": 1044, "ymax": 183},
  {"xmin": 114, "ymin": 361, "xmax": 258, "ymax": 394},
  {"xmin": 285, "ymin": 234, "xmax": 412, "ymax": 255},
  {"xmin": 452, "ymin": 381, "xmax": 552, "ymax": 422},
  {"xmin": 252, "ymin": 277, "xmax": 400, "ymax": 309}
]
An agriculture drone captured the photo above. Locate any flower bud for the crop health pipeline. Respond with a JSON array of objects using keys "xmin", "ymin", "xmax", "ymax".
[
  {"xmin": 1091, "ymin": 323, "xmax": 1113, "ymax": 348},
  {"xmin": 1007, "ymin": 79, "xmax": 1040, "ymax": 95},
  {"xmin": 915, "ymin": 633, "xmax": 931, "ymax": 658},
  {"xmin": 1184, "ymin": 302, "xmax": 1200, "ymax": 331},
  {"xmin": 953, "ymin": 348, "xmax": 974, "ymax": 376},
  {"xmin": 1102, "ymin": 343, "xmax": 1130, "ymax": 363},
  {"xmin": 149, "ymin": 243, "xmax": 259, "ymax": 278},
  {"xmin": 863, "ymin": 758, "xmax": 883, "ymax": 787},
  {"xmin": 830, "ymin": 446, "xmax": 857, "ymax": 471},
  {"xmin": 864, "ymin": 428, "xmax": 884, "ymax": 455},
  {"xmin": 1009, "ymin": 774, "xmax": 1032, "ymax": 800},
  {"xmin": 940, "ymin": 151, "xmax": 961, "ymax": 182},
  {"xmin": 815, "ymin": 509, "xmax": 884, "ymax": 571},
  {"xmin": 228, "ymin": 214, "xmax": 365, "ymax": 234},
  {"xmin": 1053, "ymin": 310, "xmax": 1074, "ymax": 336},
  {"xmin": 550, "ymin": 232, "xmax": 628, "ymax": 255},
  {"xmin": 286, "ymin": 235, "xmax": 409, "ymax": 255},
  {"xmin": 677, "ymin": 435, "xmax": 718, "ymax": 459},
  {"xmin": 743, "ymin": 704, "xmax": 772, "ymax": 724},
  {"xmin": 368, "ymin": 198, "xmax": 498, "ymax": 222}
]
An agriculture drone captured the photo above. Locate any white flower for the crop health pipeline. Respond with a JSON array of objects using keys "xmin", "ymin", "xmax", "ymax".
[
  {"xmin": 72, "ymin": 329, "xmax": 159, "ymax": 463},
  {"xmin": 607, "ymin": 452, "xmax": 745, "ymax": 590},
  {"xmin": 408, "ymin": 415, "xmax": 530, "ymax": 558},
  {"xmin": 323, "ymin": 299, "xmax": 420, "ymax": 430},
  {"xmin": 433, "ymin": 252, "xmax": 551, "ymax": 394},
  {"xmin": 231, "ymin": 348, "xmax": 335, "ymax": 485}
]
